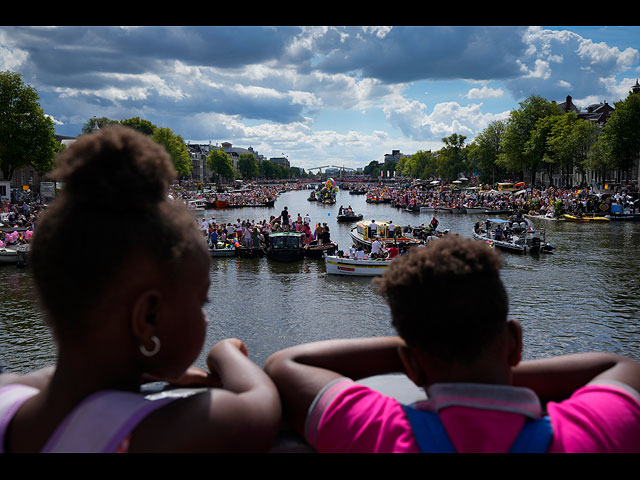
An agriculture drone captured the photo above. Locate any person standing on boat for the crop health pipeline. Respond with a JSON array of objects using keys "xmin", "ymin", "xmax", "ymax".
[
  {"xmin": 369, "ymin": 220, "xmax": 378, "ymax": 238},
  {"xmin": 430, "ymin": 216, "xmax": 438, "ymax": 232},
  {"xmin": 281, "ymin": 207, "xmax": 290, "ymax": 227},
  {"xmin": 304, "ymin": 213, "xmax": 311, "ymax": 226}
]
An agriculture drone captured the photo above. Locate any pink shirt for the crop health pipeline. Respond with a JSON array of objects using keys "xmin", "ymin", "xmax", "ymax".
[{"xmin": 305, "ymin": 378, "xmax": 640, "ymax": 453}]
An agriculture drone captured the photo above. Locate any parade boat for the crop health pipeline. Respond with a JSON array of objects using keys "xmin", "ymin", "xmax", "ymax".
[
  {"xmin": 209, "ymin": 241, "xmax": 237, "ymax": 258},
  {"xmin": 324, "ymin": 253, "xmax": 392, "ymax": 276},
  {"xmin": 266, "ymin": 232, "xmax": 306, "ymax": 262},
  {"xmin": 472, "ymin": 218, "xmax": 554, "ymax": 254},
  {"xmin": 350, "ymin": 220, "xmax": 422, "ymax": 252},
  {"xmin": 303, "ymin": 241, "xmax": 338, "ymax": 259},
  {"xmin": 562, "ymin": 214, "xmax": 611, "ymax": 223},
  {"xmin": 0, "ymin": 247, "xmax": 19, "ymax": 264}
]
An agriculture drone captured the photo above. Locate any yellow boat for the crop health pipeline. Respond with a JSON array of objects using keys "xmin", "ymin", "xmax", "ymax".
[{"xmin": 562, "ymin": 214, "xmax": 610, "ymax": 223}]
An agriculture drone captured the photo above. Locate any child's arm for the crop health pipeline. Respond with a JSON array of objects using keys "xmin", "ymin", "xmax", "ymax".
[
  {"xmin": 134, "ymin": 338, "xmax": 282, "ymax": 453},
  {"xmin": 512, "ymin": 352, "xmax": 640, "ymax": 403},
  {"xmin": 264, "ymin": 336, "xmax": 407, "ymax": 436},
  {"xmin": 0, "ymin": 366, "xmax": 55, "ymax": 389}
]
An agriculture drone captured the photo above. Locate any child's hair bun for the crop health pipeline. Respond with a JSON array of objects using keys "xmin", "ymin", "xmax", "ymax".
[{"xmin": 51, "ymin": 125, "xmax": 176, "ymax": 208}]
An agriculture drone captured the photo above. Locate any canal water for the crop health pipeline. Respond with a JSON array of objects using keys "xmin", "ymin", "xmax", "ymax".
[{"xmin": 1, "ymin": 187, "xmax": 639, "ymax": 374}]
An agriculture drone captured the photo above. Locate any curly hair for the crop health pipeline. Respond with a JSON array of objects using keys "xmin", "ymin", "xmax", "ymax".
[
  {"xmin": 374, "ymin": 236, "xmax": 508, "ymax": 363},
  {"xmin": 29, "ymin": 125, "xmax": 205, "ymax": 335}
]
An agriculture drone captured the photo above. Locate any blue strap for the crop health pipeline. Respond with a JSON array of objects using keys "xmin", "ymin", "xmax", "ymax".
[
  {"xmin": 508, "ymin": 415, "xmax": 553, "ymax": 453},
  {"xmin": 402, "ymin": 405, "xmax": 553, "ymax": 453},
  {"xmin": 401, "ymin": 406, "xmax": 455, "ymax": 453}
]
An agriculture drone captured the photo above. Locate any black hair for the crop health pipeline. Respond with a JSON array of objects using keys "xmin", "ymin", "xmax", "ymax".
[
  {"xmin": 30, "ymin": 125, "xmax": 205, "ymax": 335},
  {"xmin": 374, "ymin": 236, "xmax": 508, "ymax": 363}
]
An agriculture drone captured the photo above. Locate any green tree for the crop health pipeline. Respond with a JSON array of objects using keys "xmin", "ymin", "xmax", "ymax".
[
  {"xmin": 81, "ymin": 116, "xmax": 118, "ymax": 134},
  {"xmin": 207, "ymin": 148, "xmax": 236, "ymax": 182},
  {"xmin": 152, "ymin": 127, "xmax": 192, "ymax": 178},
  {"xmin": 544, "ymin": 113, "xmax": 598, "ymax": 187},
  {"xmin": 120, "ymin": 117, "xmax": 157, "ymax": 136},
  {"xmin": 599, "ymin": 90, "xmax": 640, "ymax": 183},
  {"xmin": 0, "ymin": 71, "xmax": 58, "ymax": 180},
  {"xmin": 497, "ymin": 95, "xmax": 563, "ymax": 182},
  {"xmin": 437, "ymin": 133, "xmax": 467, "ymax": 181},
  {"xmin": 238, "ymin": 152, "xmax": 259, "ymax": 179},
  {"xmin": 467, "ymin": 120, "xmax": 507, "ymax": 184}
]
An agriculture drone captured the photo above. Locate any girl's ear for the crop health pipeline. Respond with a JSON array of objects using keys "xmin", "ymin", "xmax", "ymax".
[
  {"xmin": 398, "ymin": 345, "xmax": 427, "ymax": 387},
  {"xmin": 131, "ymin": 290, "xmax": 161, "ymax": 344}
]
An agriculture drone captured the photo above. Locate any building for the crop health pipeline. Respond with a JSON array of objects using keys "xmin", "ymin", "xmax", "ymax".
[
  {"xmin": 268, "ymin": 156, "xmax": 290, "ymax": 169},
  {"xmin": 384, "ymin": 150, "xmax": 406, "ymax": 163}
]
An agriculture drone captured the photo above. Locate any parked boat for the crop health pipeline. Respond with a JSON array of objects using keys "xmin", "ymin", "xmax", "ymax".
[
  {"xmin": 266, "ymin": 232, "xmax": 306, "ymax": 262},
  {"xmin": 472, "ymin": 218, "xmax": 554, "ymax": 254},
  {"xmin": 324, "ymin": 253, "xmax": 392, "ymax": 276},
  {"xmin": 337, "ymin": 213, "xmax": 363, "ymax": 222},
  {"xmin": 209, "ymin": 242, "xmax": 237, "ymax": 258},
  {"xmin": 350, "ymin": 220, "xmax": 422, "ymax": 252},
  {"xmin": 562, "ymin": 214, "xmax": 611, "ymax": 223},
  {"xmin": 0, "ymin": 247, "xmax": 19, "ymax": 264},
  {"xmin": 303, "ymin": 241, "xmax": 338, "ymax": 258}
]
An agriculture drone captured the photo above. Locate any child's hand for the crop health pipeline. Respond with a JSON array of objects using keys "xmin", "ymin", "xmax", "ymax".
[{"xmin": 206, "ymin": 338, "xmax": 250, "ymax": 381}]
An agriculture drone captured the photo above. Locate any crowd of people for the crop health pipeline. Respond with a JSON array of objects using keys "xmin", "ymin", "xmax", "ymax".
[
  {"xmin": 0, "ymin": 196, "xmax": 45, "ymax": 248},
  {"xmin": 0, "ymin": 128, "xmax": 638, "ymax": 453},
  {"xmin": 202, "ymin": 207, "xmax": 332, "ymax": 250}
]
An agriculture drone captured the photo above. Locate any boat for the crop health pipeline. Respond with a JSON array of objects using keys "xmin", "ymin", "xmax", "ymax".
[
  {"xmin": 562, "ymin": 214, "xmax": 610, "ymax": 223},
  {"xmin": 472, "ymin": 218, "xmax": 554, "ymax": 254},
  {"xmin": 186, "ymin": 200, "xmax": 206, "ymax": 213},
  {"xmin": 350, "ymin": 220, "xmax": 422, "ymax": 252},
  {"xmin": 0, "ymin": 247, "xmax": 19, "ymax": 264},
  {"xmin": 0, "ymin": 244, "xmax": 29, "ymax": 266},
  {"xmin": 303, "ymin": 241, "xmax": 338, "ymax": 258},
  {"xmin": 265, "ymin": 232, "xmax": 306, "ymax": 262},
  {"xmin": 324, "ymin": 253, "xmax": 393, "ymax": 276},
  {"xmin": 524, "ymin": 213, "xmax": 565, "ymax": 222},
  {"xmin": 465, "ymin": 207, "xmax": 488, "ymax": 214},
  {"xmin": 336, "ymin": 213, "xmax": 363, "ymax": 222},
  {"xmin": 236, "ymin": 246, "xmax": 266, "ymax": 258},
  {"xmin": 209, "ymin": 241, "xmax": 237, "ymax": 257}
]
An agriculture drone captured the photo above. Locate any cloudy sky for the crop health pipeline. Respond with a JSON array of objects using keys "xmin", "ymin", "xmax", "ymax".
[{"xmin": 1, "ymin": 26, "xmax": 639, "ymax": 171}]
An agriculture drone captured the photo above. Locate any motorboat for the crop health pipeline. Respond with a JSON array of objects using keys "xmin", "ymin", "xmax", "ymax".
[
  {"xmin": 472, "ymin": 218, "xmax": 554, "ymax": 254},
  {"xmin": 336, "ymin": 213, "xmax": 363, "ymax": 222},
  {"xmin": 303, "ymin": 241, "xmax": 338, "ymax": 258},
  {"xmin": 266, "ymin": 232, "xmax": 306, "ymax": 262},
  {"xmin": 324, "ymin": 253, "xmax": 393, "ymax": 276},
  {"xmin": 562, "ymin": 214, "xmax": 610, "ymax": 223},
  {"xmin": 350, "ymin": 220, "xmax": 422, "ymax": 252}
]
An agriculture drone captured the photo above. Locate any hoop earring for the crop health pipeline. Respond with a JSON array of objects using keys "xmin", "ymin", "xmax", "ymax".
[{"xmin": 140, "ymin": 336, "xmax": 161, "ymax": 357}]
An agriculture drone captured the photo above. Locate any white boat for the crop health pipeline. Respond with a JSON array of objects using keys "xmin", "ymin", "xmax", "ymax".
[
  {"xmin": 472, "ymin": 218, "xmax": 554, "ymax": 254},
  {"xmin": 324, "ymin": 253, "xmax": 393, "ymax": 276},
  {"xmin": 187, "ymin": 200, "xmax": 206, "ymax": 214},
  {"xmin": 0, "ymin": 247, "xmax": 19, "ymax": 264}
]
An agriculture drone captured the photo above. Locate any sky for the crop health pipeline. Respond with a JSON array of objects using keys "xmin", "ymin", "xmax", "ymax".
[{"xmin": 1, "ymin": 25, "xmax": 639, "ymax": 172}]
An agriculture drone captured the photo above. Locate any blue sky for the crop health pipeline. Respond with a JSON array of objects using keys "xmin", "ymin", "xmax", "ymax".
[{"xmin": 1, "ymin": 26, "xmax": 639, "ymax": 171}]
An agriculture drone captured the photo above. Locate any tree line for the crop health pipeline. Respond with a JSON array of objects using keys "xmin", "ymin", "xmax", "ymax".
[{"xmin": 365, "ymin": 91, "xmax": 640, "ymax": 188}]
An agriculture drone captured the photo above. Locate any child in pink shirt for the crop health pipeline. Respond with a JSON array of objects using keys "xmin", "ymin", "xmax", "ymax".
[{"xmin": 265, "ymin": 236, "xmax": 640, "ymax": 453}]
